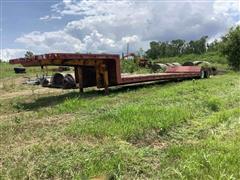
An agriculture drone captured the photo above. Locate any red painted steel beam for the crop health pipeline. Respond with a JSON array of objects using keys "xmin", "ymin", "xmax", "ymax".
[
  {"xmin": 165, "ymin": 66, "xmax": 201, "ymax": 73},
  {"xmin": 120, "ymin": 72, "xmax": 200, "ymax": 85},
  {"xmin": 9, "ymin": 53, "xmax": 120, "ymax": 66}
]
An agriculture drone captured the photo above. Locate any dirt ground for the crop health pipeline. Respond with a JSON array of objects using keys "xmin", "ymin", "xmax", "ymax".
[{"xmin": 0, "ymin": 76, "xmax": 67, "ymax": 100}]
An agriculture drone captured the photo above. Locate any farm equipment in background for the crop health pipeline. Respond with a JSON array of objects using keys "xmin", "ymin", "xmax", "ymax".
[
  {"xmin": 14, "ymin": 67, "xmax": 26, "ymax": 74},
  {"xmin": 123, "ymin": 53, "xmax": 151, "ymax": 68},
  {"xmin": 138, "ymin": 58, "xmax": 149, "ymax": 67},
  {"xmin": 51, "ymin": 66, "xmax": 71, "ymax": 72}
]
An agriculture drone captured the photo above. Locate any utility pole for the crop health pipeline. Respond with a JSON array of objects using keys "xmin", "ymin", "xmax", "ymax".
[{"xmin": 126, "ymin": 43, "xmax": 129, "ymax": 56}]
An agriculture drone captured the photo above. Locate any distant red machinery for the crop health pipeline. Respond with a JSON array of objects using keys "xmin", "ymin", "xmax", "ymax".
[{"xmin": 10, "ymin": 53, "xmax": 209, "ymax": 94}]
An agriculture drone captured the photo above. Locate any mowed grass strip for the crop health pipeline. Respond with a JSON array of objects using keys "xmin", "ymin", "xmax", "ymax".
[
  {"xmin": 158, "ymin": 112, "xmax": 240, "ymax": 179},
  {"xmin": 0, "ymin": 73, "xmax": 239, "ymax": 179}
]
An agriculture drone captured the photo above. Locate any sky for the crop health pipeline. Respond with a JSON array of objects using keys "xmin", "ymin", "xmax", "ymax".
[{"xmin": 0, "ymin": 0, "xmax": 239, "ymax": 61}]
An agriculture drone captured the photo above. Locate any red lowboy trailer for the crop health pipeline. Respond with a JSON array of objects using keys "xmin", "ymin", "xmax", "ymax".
[{"xmin": 9, "ymin": 53, "xmax": 209, "ymax": 94}]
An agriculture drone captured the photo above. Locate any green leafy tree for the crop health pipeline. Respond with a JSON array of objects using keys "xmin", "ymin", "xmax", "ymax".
[
  {"xmin": 198, "ymin": 36, "xmax": 208, "ymax": 54},
  {"xmin": 25, "ymin": 51, "xmax": 34, "ymax": 58},
  {"xmin": 207, "ymin": 40, "xmax": 221, "ymax": 52},
  {"xmin": 146, "ymin": 41, "xmax": 160, "ymax": 59},
  {"xmin": 220, "ymin": 26, "xmax": 240, "ymax": 70},
  {"xmin": 171, "ymin": 39, "xmax": 185, "ymax": 55},
  {"xmin": 185, "ymin": 36, "xmax": 208, "ymax": 54},
  {"xmin": 146, "ymin": 36, "xmax": 208, "ymax": 59}
]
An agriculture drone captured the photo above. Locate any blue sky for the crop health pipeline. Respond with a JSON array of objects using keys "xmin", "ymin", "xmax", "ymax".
[
  {"xmin": 3, "ymin": 1, "xmax": 54, "ymax": 48},
  {"xmin": 2, "ymin": 0, "xmax": 76, "ymax": 48},
  {"xmin": 0, "ymin": 0, "xmax": 239, "ymax": 60}
]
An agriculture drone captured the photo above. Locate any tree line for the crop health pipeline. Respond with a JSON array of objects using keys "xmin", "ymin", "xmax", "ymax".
[
  {"xmin": 145, "ymin": 25, "xmax": 240, "ymax": 70},
  {"xmin": 146, "ymin": 36, "xmax": 208, "ymax": 59}
]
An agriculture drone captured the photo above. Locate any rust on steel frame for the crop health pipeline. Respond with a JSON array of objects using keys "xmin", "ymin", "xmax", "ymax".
[{"xmin": 9, "ymin": 53, "xmax": 203, "ymax": 94}]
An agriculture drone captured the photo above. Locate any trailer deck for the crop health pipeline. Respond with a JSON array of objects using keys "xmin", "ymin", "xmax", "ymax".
[{"xmin": 10, "ymin": 53, "xmax": 206, "ymax": 94}]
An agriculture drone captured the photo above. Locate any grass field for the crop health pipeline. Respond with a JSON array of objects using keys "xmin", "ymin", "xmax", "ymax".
[{"xmin": 0, "ymin": 63, "xmax": 240, "ymax": 179}]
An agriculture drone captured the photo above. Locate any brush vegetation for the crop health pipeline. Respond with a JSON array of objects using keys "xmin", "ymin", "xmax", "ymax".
[
  {"xmin": 157, "ymin": 51, "xmax": 227, "ymax": 65},
  {"xmin": 0, "ymin": 62, "xmax": 239, "ymax": 179},
  {"xmin": 146, "ymin": 25, "xmax": 240, "ymax": 70}
]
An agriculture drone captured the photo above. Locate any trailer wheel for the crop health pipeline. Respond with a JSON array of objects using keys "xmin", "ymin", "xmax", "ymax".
[
  {"xmin": 200, "ymin": 70, "xmax": 210, "ymax": 79},
  {"xmin": 204, "ymin": 70, "xmax": 210, "ymax": 79}
]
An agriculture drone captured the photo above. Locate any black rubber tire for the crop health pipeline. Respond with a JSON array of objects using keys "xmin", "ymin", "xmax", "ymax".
[
  {"xmin": 204, "ymin": 70, "xmax": 210, "ymax": 78},
  {"xmin": 51, "ymin": 73, "xmax": 64, "ymax": 88},
  {"xmin": 40, "ymin": 78, "xmax": 49, "ymax": 87},
  {"xmin": 63, "ymin": 74, "xmax": 76, "ymax": 89}
]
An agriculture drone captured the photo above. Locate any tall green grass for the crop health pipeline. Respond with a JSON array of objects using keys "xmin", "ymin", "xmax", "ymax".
[
  {"xmin": 121, "ymin": 59, "xmax": 151, "ymax": 74},
  {"xmin": 0, "ymin": 73, "xmax": 239, "ymax": 179},
  {"xmin": 0, "ymin": 62, "xmax": 58, "ymax": 79}
]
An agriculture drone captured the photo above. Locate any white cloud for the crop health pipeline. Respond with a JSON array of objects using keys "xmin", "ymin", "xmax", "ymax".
[
  {"xmin": 122, "ymin": 35, "xmax": 140, "ymax": 44},
  {"xmin": 40, "ymin": 15, "xmax": 62, "ymax": 21},
  {"xmin": 16, "ymin": 0, "xmax": 239, "ymax": 55},
  {"xmin": 83, "ymin": 30, "xmax": 119, "ymax": 52},
  {"xmin": 16, "ymin": 31, "xmax": 85, "ymax": 52},
  {"xmin": 213, "ymin": 0, "xmax": 240, "ymax": 17},
  {"xmin": 0, "ymin": 49, "xmax": 26, "ymax": 61}
]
